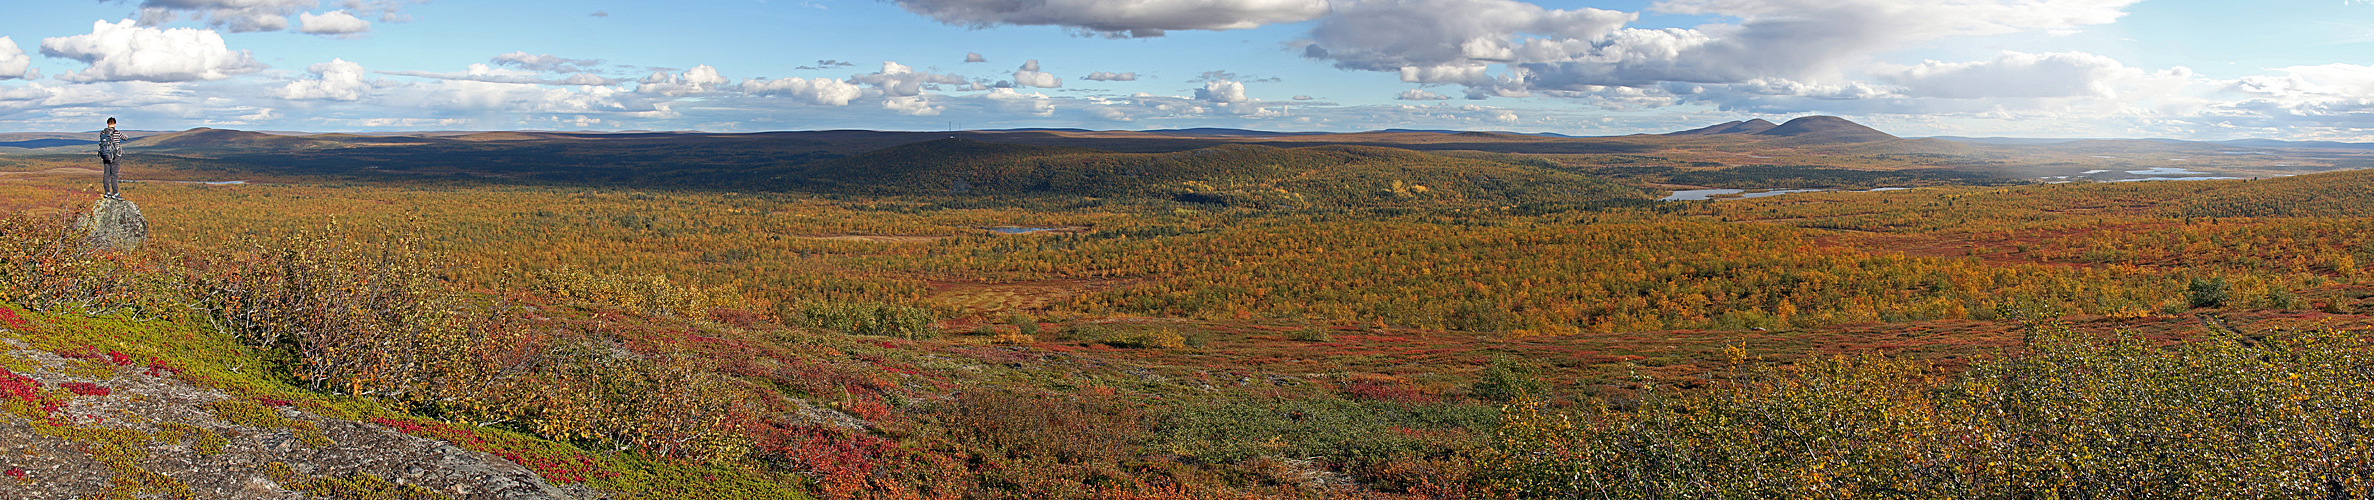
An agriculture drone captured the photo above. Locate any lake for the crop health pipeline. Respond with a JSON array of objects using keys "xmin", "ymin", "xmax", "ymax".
[{"xmin": 1658, "ymin": 187, "xmax": 1909, "ymax": 202}]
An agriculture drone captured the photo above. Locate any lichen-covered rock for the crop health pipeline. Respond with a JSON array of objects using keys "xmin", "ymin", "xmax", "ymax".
[
  {"xmin": 76, "ymin": 198, "xmax": 148, "ymax": 250},
  {"xmin": 0, "ymin": 339, "xmax": 578, "ymax": 500}
]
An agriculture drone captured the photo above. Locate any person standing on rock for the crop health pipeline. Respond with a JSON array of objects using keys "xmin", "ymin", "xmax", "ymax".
[{"xmin": 97, "ymin": 117, "xmax": 125, "ymax": 200}]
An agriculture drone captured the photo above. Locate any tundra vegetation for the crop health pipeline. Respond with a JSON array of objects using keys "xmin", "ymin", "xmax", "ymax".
[{"xmin": 0, "ymin": 125, "xmax": 2372, "ymax": 498}]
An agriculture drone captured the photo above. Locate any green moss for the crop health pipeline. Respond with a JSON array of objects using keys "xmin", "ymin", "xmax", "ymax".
[
  {"xmin": 264, "ymin": 462, "xmax": 454, "ymax": 500},
  {"xmin": 583, "ymin": 456, "xmax": 809, "ymax": 500},
  {"xmin": 154, "ymin": 422, "xmax": 228, "ymax": 456},
  {"xmin": 368, "ymin": 416, "xmax": 812, "ymax": 499},
  {"xmin": 0, "ymin": 351, "xmax": 34, "ymax": 374},
  {"xmin": 35, "ymin": 424, "xmax": 193, "ymax": 500},
  {"xmin": 205, "ymin": 399, "xmax": 332, "ymax": 448},
  {"xmin": 59, "ymin": 358, "xmax": 119, "ymax": 380}
]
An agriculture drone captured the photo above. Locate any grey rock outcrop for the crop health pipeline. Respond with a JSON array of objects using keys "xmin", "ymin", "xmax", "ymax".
[
  {"xmin": 76, "ymin": 197, "xmax": 148, "ymax": 250},
  {"xmin": 0, "ymin": 338, "xmax": 580, "ymax": 500}
]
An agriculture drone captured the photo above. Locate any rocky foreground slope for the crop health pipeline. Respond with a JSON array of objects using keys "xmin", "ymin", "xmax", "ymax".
[{"xmin": 0, "ymin": 337, "xmax": 582, "ymax": 500}]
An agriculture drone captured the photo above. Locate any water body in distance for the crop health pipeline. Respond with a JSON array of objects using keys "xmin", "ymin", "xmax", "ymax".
[
  {"xmin": 2125, "ymin": 167, "xmax": 2213, "ymax": 176},
  {"xmin": 1659, "ymin": 189, "xmax": 1826, "ymax": 201}
]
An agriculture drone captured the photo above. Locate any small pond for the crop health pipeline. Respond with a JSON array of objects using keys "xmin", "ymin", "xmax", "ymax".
[
  {"xmin": 135, "ymin": 180, "xmax": 249, "ymax": 185},
  {"xmin": 986, "ymin": 227, "xmax": 1059, "ymax": 234},
  {"xmin": 1658, "ymin": 188, "xmax": 1906, "ymax": 202}
]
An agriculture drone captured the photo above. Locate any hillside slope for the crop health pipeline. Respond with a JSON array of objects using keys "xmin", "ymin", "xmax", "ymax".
[
  {"xmin": 772, "ymin": 139, "xmax": 1651, "ymax": 207},
  {"xmin": 2175, "ymin": 168, "xmax": 2374, "ymax": 218},
  {"xmin": 132, "ymin": 128, "xmax": 348, "ymax": 151},
  {"xmin": 1667, "ymin": 119, "xmax": 1779, "ymax": 136}
]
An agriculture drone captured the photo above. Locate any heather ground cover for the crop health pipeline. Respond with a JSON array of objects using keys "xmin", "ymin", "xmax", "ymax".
[{"xmin": 1, "ymin": 135, "xmax": 2372, "ymax": 496}]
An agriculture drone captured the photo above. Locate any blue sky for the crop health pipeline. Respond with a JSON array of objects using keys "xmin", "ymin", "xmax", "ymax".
[{"xmin": 1, "ymin": 0, "xmax": 2371, "ymax": 139}]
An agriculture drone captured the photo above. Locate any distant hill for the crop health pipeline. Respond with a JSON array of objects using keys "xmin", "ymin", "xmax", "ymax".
[
  {"xmin": 1754, "ymin": 116, "xmax": 1899, "ymax": 146},
  {"xmin": 771, "ymin": 138, "xmax": 1648, "ymax": 208},
  {"xmin": 1667, "ymin": 119, "xmax": 1778, "ymax": 136},
  {"xmin": 1927, "ymin": 136, "xmax": 2088, "ymax": 145},
  {"xmin": 1138, "ymin": 128, "xmax": 1318, "ymax": 137},
  {"xmin": 449, "ymin": 131, "xmax": 588, "ymax": 142},
  {"xmin": 1930, "ymin": 136, "xmax": 2374, "ymax": 150},
  {"xmin": 1831, "ymin": 138, "xmax": 1982, "ymax": 156},
  {"xmin": 1370, "ymin": 129, "xmax": 1584, "ymax": 138},
  {"xmin": 2028, "ymin": 138, "xmax": 2246, "ymax": 156},
  {"xmin": 784, "ymin": 139, "xmax": 1102, "ymax": 185},
  {"xmin": 0, "ymin": 139, "xmax": 103, "ymax": 149},
  {"xmin": 2208, "ymin": 139, "xmax": 2374, "ymax": 150},
  {"xmin": 0, "ymin": 131, "xmax": 171, "ymax": 151},
  {"xmin": 134, "ymin": 128, "xmax": 345, "ymax": 150},
  {"xmin": 1659, "ymin": 116, "xmax": 1895, "ymax": 145}
]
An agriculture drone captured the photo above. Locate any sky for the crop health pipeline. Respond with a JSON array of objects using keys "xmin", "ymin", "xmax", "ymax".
[{"xmin": 2, "ymin": 0, "xmax": 2372, "ymax": 139}]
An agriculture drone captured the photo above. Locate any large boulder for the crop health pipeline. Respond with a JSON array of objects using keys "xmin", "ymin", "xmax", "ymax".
[{"xmin": 77, "ymin": 197, "xmax": 148, "ymax": 250}]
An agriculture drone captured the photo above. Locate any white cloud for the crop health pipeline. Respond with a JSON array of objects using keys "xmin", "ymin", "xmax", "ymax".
[
  {"xmin": 1195, "ymin": 80, "xmax": 1248, "ymax": 103},
  {"xmin": 1652, "ymin": 0, "xmax": 2130, "ymax": 37},
  {"xmin": 1090, "ymin": 106, "xmax": 1134, "ymax": 121},
  {"xmin": 981, "ymin": 87, "xmax": 1055, "ymax": 116},
  {"xmin": 1013, "ymin": 59, "xmax": 1061, "ymax": 88},
  {"xmin": 1100, "ymin": 86, "xmax": 1298, "ymax": 120},
  {"xmin": 2230, "ymin": 64, "xmax": 2374, "ymax": 100},
  {"xmin": 0, "ymin": 37, "xmax": 35, "ymax": 80},
  {"xmin": 1083, "ymin": 71, "xmax": 1136, "ymax": 81},
  {"xmin": 135, "ymin": 0, "xmax": 312, "ymax": 32},
  {"xmin": 276, "ymin": 58, "xmax": 372, "ymax": 101},
  {"xmin": 382, "ymin": 64, "xmax": 622, "ymax": 86},
  {"xmin": 298, "ymin": 10, "xmax": 372, "ymax": 37},
  {"xmin": 741, "ymin": 76, "xmax": 863, "ymax": 105},
  {"xmin": 852, "ymin": 61, "xmax": 968, "ymax": 97},
  {"xmin": 131, "ymin": 0, "xmax": 421, "ymax": 31},
  {"xmin": 894, "ymin": 0, "xmax": 1330, "ymax": 38},
  {"xmin": 882, "ymin": 96, "xmax": 941, "ymax": 116},
  {"xmin": 258, "ymin": 59, "xmax": 696, "ymax": 130},
  {"xmin": 1479, "ymin": 106, "xmax": 1517, "ymax": 124},
  {"xmin": 338, "ymin": 0, "xmax": 423, "ymax": 22},
  {"xmin": 1304, "ymin": 0, "xmax": 1631, "ymax": 72},
  {"xmin": 635, "ymin": 65, "xmax": 729, "ymax": 96},
  {"xmin": 410, "ymin": 78, "xmax": 657, "ymax": 117},
  {"xmin": 965, "ymin": 52, "xmax": 986, "ymax": 63},
  {"xmin": 1396, "ymin": 88, "xmax": 1450, "ymax": 100},
  {"xmin": 0, "ymin": 83, "xmax": 58, "ymax": 102},
  {"xmin": 0, "ymin": 80, "xmax": 250, "ymax": 131},
  {"xmin": 1882, "ymin": 51, "xmax": 2132, "ymax": 99},
  {"xmin": 41, "ymin": 20, "xmax": 268, "ymax": 83},
  {"xmin": 2214, "ymin": 63, "xmax": 2374, "ymax": 129},
  {"xmin": 1302, "ymin": 0, "xmax": 2143, "ymax": 99},
  {"xmin": 491, "ymin": 52, "xmax": 603, "ymax": 73},
  {"xmin": 555, "ymin": 73, "xmax": 612, "ymax": 86},
  {"xmin": 230, "ymin": 106, "xmax": 279, "ymax": 123}
]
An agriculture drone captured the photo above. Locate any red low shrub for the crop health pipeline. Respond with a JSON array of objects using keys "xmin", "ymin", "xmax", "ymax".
[{"xmin": 0, "ymin": 367, "xmax": 38, "ymax": 403}]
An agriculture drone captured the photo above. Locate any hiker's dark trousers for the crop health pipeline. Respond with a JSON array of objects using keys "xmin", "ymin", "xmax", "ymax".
[{"xmin": 99, "ymin": 153, "xmax": 118, "ymax": 198}]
